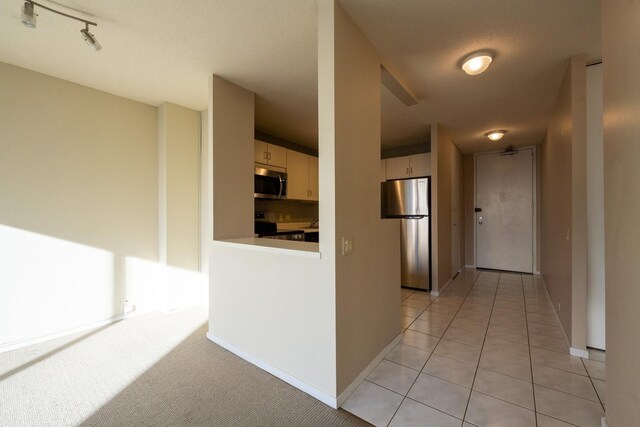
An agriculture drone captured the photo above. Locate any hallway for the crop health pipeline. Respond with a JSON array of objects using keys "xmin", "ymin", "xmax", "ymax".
[{"xmin": 343, "ymin": 269, "xmax": 606, "ymax": 426}]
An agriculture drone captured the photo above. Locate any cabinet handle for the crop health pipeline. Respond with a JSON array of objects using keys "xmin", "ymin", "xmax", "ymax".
[
  {"xmin": 406, "ymin": 167, "xmax": 409, "ymax": 175},
  {"xmin": 410, "ymin": 166, "xmax": 413, "ymax": 174},
  {"xmin": 263, "ymin": 151, "xmax": 268, "ymax": 160},
  {"xmin": 267, "ymin": 152, "xmax": 272, "ymax": 160}
]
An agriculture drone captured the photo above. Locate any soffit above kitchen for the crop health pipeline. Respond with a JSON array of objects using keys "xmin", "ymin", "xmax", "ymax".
[{"xmin": 0, "ymin": 0, "xmax": 599, "ymax": 153}]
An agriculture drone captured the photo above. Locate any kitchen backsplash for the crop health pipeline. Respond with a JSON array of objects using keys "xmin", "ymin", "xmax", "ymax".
[{"xmin": 255, "ymin": 199, "xmax": 318, "ymax": 223}]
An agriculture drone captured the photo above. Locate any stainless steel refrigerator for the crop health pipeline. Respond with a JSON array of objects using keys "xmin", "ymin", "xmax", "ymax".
[{"xmin": 381, "ymin": 177, "xmax": 431, "ymax": 291}]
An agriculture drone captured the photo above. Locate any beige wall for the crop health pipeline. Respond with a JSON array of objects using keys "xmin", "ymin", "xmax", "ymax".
[
  {"xmin": 540, "ymin": 55, "xmax": 588, "ymax": 350},
  {"xmin": 451, "ymin": 144, "xmax": 464, "ymax": 273},
  {"xmin": 209, "ymin": 76, "xmax": 254, "ymax": 240},
  {"xmin": 602, "ymin": 0, "xmax": 640, "ymax": 423},
  {"xmin": 463, "ymin": 154, "xmax": 475, "ymax": 266},
  {"xmin": 330, "ymin": 1, "xmax": 401, "ymax": 396},
  {"xmin": 431, "ymin": 124, "xmax": 462, "ymax": 292},
  {"xmin": 0, "ymin": 62, "xmax": 158, "ymax": 345},
  {"xmin": 207, "ymin": 75, "xmax": 337, "ymax": 398},
  {"xmin": 159, "ymin": 103, "xmax": 201, "ymax": 271}
]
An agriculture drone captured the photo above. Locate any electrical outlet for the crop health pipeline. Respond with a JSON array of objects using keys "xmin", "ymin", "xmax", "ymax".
[
  {"xmin": 123, "ymin": 304, "xmax": 137, "ymax": 314},
  {"xmin": 342, "ymin": 237, "xmax": 353, "ymax": 255}
]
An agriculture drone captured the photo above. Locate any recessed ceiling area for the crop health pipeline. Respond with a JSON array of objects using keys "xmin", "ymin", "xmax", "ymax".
[{"xmin": 0, "ymin": 1, "xmax": 600, "ymax": 154}]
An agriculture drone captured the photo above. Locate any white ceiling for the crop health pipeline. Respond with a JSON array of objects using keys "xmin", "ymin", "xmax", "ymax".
[{"xmin": 0, "ymin": 0, "xmax": 600, "ymax": 153}]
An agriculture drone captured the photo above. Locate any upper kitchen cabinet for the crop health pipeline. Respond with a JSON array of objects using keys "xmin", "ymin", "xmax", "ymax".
[
  {"xmin": 410, "ymin": 153, "xmax": 431, "ymax": 177},
  {"xmin": 255, "ymin": 140, "xmax": 287, "ymax": 168},
  {"xmin": 385, "ymin": 153, "xmax": 431, "ymax": 180},
  {"xmin": 308, "ymin": 156, "xmax": 319, "ymax": 201},
  {"xmin": 287, "ymin": 150, "xmax": 318, "ymax": 201}
]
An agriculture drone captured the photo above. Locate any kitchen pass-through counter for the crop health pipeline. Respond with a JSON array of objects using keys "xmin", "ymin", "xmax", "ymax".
[{"xmin": 212, "ymin": 237, "xmax": 320, "ymax": 258}]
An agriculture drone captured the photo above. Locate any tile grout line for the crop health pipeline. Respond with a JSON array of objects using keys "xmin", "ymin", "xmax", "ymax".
[
  {"xmin": 459, "ymin": 270, "xmax": 500, "ymax": 424},
  {"xmin": 580, "ymin": 357, "xmax": 606, "ymax": 411},
  {"xmin": 525, "ymin": 277, "xmax": 606, "ymax": 423},
  {"xmin": 386, "ymin": 269, "xmax": 480, "ymax": 426},
  {"xmin": 521, "ymin": 274, "xmax": 540, "ymax": 427},
  {"xmin": 387, "ymin": 284, "xmax": 443, "ymax": 425}
]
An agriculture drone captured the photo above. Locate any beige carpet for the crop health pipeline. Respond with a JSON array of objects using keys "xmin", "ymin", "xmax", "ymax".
[{"xmin": 0, "ymin": 307, "xmax": 367, "ymax": 426}]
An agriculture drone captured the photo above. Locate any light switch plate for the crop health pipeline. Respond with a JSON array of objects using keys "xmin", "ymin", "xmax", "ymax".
[{"xmin": 342, "ymin": 237, "xmax": 353, "ymax": 255}]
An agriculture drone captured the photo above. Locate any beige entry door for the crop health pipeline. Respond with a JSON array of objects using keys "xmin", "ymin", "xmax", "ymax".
[{"xmin": 476, "ymin": 148, "xmax": 534, "ymax": 273}]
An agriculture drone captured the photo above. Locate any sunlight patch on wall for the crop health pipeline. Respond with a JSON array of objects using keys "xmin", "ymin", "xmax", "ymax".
[
  {"xmin": 124, "ymin": 257, "xmax": 208, "ymax": 313},
  {"xmin": 0, "ymin": 224, "xmax": 115, "ymax": 346}
]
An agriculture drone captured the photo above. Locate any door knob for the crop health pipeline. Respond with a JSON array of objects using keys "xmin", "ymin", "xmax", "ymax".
[{"xmin": 478, "ymin": 216, "xmax": 483, "ymax": 224}]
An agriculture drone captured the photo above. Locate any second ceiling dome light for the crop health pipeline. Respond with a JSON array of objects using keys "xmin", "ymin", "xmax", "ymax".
[
  {"xmin": 485, "ymin": 130, "xmax": 506, "ymax": 141},
  {"xmin": 462, "ymin": 51, "xmax": 493, "ymax": 75}
]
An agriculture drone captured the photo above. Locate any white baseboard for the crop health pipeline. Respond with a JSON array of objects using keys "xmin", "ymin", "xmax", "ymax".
[
  {"xmin": 206, "ymin": 332, "xmax": 338, "ymax": 408},
  {"xmin": 336, "ymin": 333, "xmax": 403, "ymax": 407},
  {"xmin": 0, "ymin": 309, "xmax": 145, "ymax": 354},
  {"xmin": 433, "ymin": 277, "xmax": 454, "ymax": 297},
  {"xmin": 570, "ymin": 347, "xmax": 590, "ymax": 359}
]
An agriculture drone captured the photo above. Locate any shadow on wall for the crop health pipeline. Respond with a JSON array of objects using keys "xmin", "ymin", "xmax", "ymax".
[{"xmin": 0, "ymin": 224, "xmax": 207, "ymax": 349}]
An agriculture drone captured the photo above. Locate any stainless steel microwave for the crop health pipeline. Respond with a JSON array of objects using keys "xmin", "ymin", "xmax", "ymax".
[{"xmin": 254, "ymin": 166, "xmax": 287, "ymax": 199}]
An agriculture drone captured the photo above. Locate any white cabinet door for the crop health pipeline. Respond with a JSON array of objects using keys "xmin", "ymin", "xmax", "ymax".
[
  {"xmin": 380, "ymin": 159, "xmax": 387, "ymax": 182},
  {"xmin": 410, "ymin": 153, "xmax": 431, "ymax": 177},
  {"xmin": 386, "ymin": 156, "xmax": 410, "ymax": 180},
  {"xmin": 255, "ymin": 140, "xmax": 269, "ymax": 164},
  {"xmin": 254, "ymin": 140, "xmax": 287, "ymax": 168},
  {"xmin": 385, "ymin": 154, "xmax": 431, "ymax": 179},
  {"xmin": 268, "ymin": 144, "xmax": 287, "ymax": 168},
  {"xmin": 308, "ymin": 156, "xmax": 319, "ymax": 201},
  {"xmin": 286, "ymin": 150, "xmax": 309, "ymax": 200}
]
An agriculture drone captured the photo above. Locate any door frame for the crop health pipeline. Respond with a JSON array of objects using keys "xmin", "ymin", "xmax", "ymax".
[{"xmin": 472, "ymin": 145, "xmax": 538, "ymax": 274}]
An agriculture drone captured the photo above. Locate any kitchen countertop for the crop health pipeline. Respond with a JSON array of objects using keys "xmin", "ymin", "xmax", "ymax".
[
  {"xmin": 277, "ymin": 222, "xmax": 319, "ymax": 233},
  {"xmin": 212, "ymin": 237, "xmax": 320, "ymax": 258}
]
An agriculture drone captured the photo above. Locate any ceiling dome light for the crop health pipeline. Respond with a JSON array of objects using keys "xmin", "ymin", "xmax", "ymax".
[
  {"xmin": 21, "ymin": 1, "xmax": 37, "ymax": 28},
  {"xmin": 462, "ymin": 51, "xmax": 493, "ymax": 75},
  {"xmin": 485, "ymin": 130, "xmax": 506, "ymax": 141}
]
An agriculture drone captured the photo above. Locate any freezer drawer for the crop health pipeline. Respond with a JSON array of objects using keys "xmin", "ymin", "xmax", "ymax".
[{"xmin": 400, "ymin": 217, "xmax": 430, "ymax": 290}]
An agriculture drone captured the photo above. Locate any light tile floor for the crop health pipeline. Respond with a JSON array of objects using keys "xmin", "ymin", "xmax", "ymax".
[{"xmin": 343, "ymin": 269, "xmax": 606, "ymax": 427}]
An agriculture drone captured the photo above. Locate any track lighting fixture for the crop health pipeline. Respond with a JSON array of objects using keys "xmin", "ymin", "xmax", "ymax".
[
  {"xmin": 21, "ymin": 1, "xmax": 36, "ymax": 28},
  {"xmin": 81, "ymin": 24, "xmax": 101, "ymax": 51},
  {"xmin": 20, "ymin": 1, "xmax": 101, "ymax": 51}
]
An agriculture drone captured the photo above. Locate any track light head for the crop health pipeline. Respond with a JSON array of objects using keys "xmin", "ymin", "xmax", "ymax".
[
  {"xmin": 81, "ymin": 26, "xmax": 101, "ymax": 51},
  {"xmin": 22, "ymin": 1, "xmax": 37, "ymax": 28}
]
